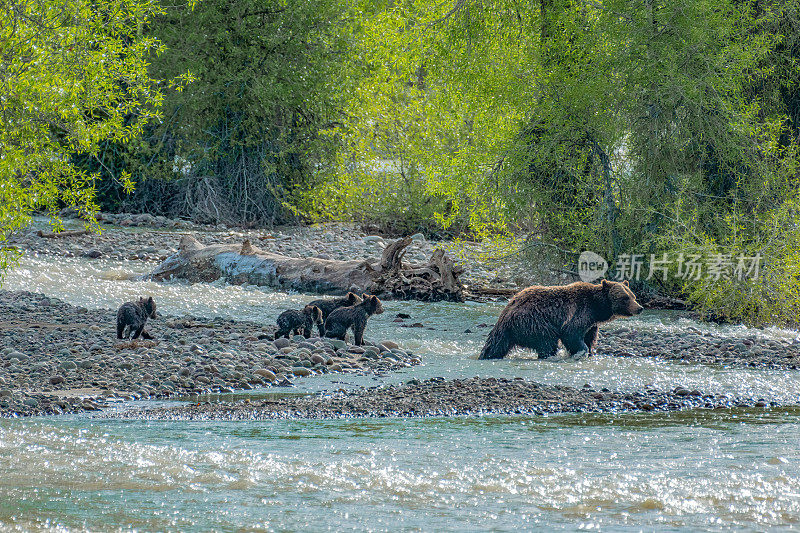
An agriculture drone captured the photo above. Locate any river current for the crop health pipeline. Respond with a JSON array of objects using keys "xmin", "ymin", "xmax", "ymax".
[{"xmin": 1, "ymin": 254, "xmax": 800, "ymax": 531}]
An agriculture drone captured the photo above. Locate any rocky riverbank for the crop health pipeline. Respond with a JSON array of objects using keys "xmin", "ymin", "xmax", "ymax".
[
  {"xmin": 601, "ymin": 326, "xmax": 800, "ymax": 370},
  {"xmin": 105, "ymin": 376, "xmax": 777, "ymax": 421},
  {"xmin": 0, "ymin": 291, "xmax": 419, "ymax": 417}
]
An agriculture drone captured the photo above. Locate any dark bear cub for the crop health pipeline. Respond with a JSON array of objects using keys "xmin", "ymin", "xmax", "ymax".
[
  {"xmin": 117, "ymin": 296, "xmax": 157, "ymax": 340},
  {"xmin": 307, "ymin": 292, "xmax": 362, "ymax": 336},
  {"xmin": 275, "ymin": 304, "xmax": 323, "ymax": 339},
  {"xmin": 479, "ymin": 279, "xmax": 643, "ymax": 360},
  {"xmin": 324, "ymin": 294, "xmax": 384, "ymax": 346}
]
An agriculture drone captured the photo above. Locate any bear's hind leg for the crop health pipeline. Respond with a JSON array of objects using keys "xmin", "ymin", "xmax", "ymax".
[
  {"xmin": 324, "ymin": 325, "xmax": 346, "ymax": 340},
  {"xmin": 532, "ymin": 339, "xmax": 559, "ymax": 360},
  {"xmin": 478, "ymin": 325, "xmax": 515, "ymax": 359},
  {"xmin": 561, "ymin": 334, "xmax": 590, "ymax": 360}
]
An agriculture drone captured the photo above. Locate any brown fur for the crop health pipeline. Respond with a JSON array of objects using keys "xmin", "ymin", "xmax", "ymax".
[
  {"xmin": 324, "ymin": 294, "xmax": 384, "ymax": 345},
  {"xmin": 275, "ymin": 305, "xmax": 324, "ymax": 339},
  {"xmin": 116, "ymin": 296, "xmax": 157, "ymax": 340},
  {"xmin": 478, "ymin": 280, "xmax": 643, "ymax": 360},
  {"xmin": 308, "ymin": 292, "xmax": 362, "ymax": 336}
]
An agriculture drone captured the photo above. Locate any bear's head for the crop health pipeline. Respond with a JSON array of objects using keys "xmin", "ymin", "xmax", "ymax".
[
  {"xmin": 346, "ymin": 292, "xmax": 363, "ymax": 305},
  {"xmin": 140, "ymin": 296, "xmax": 157, "ymax": 318},
  {"xmin": 601, "ymin": 279, "xmax": 643, "ymax": 317},
  {"xmin": 304, "ymin": 304, "xmax": 324, "ymax": 325},
  {"xmin": 361, "ymin": 294, "xmax": 384, "ymax": 315}
]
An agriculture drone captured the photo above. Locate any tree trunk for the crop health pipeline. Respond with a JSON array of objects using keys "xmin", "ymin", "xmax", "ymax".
[{"xmin": 142, "ymin": 235, "xmax": 465, "ymax": 301}]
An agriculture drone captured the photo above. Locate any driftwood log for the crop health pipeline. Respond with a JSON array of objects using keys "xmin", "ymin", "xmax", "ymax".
[
  {"xmin": 37, "ymin": 229, "xmax": 90, "ymax": 238},
  {"xmin": 143, "ymin": 236, "xmax": 465, "ymax": 301}
]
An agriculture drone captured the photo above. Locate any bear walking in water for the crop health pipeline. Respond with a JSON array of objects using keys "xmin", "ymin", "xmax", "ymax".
[
  {"xmin": 307, "ymin": 292, "xmax": 362, "ymax": 336},
  {"xmin": 275, "ymin": 305, "xmax": 324, "ymax": 339},
  {"xmin": 117, "ymin": 296, "xmax": 157, "ymax": 340},
  {"xmin": 479, "ymin": 279, "xmax": 643, "ymax": 360},
  {"xmin": 324, "ymin": 294, "xmax": 384, "ymax": 345}
]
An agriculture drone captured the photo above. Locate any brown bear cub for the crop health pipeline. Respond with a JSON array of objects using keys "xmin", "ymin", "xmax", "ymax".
[
  {"xmin": 479, "ymin": 279, "xmax": 643, "ymax": 360},
  {"xmin": 324, "ymin": 294, "xmax": 384, "ymax": 346},
  {"xmin": 116, "ymin": 296, "xmax": 157, "ymax": 340},
  {"xmin": 307, "ymin": 292, "xmax": 363, "ymax": 336},
  {"xmin": 275, "ymin": 305, "xmax": 324, "ymax": 339}
]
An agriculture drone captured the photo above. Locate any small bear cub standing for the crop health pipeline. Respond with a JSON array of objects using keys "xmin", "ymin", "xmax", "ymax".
[
  {"xmin": 117, "ymin": 296, "xmax": 157, "ymax": 340},
  {"xmin": 307, "ymin": 292, "xmax": 362, "ymax": 336},
  {"xmin": 324, "ymin": 294, "xmax": 383, "ymax": 346},
  {"xmin": 275, "ymin": 304, "xmax": 324, "ymax": 339}
]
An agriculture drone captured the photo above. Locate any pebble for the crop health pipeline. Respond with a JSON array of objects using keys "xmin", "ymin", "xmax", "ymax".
[
  {"xmin": 111, "ymin": 377, "xmax": 766, "ymax": 421},
  {"xmin": 0, "ymin": 291, "xmax": 421, "ymax": 417},
  {"xmin": 379, "ymin": 340, "xmax": 399, "ymax": 350},
  {"xmin": 273, "ymin": 338, "xmax": 290, "ymax": 349},
  {"xmin": 328, "ymin": 339, "xmax": 347, "ymax": 350}
]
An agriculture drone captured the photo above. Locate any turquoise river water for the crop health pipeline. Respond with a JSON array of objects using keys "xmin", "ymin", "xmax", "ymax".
[{"xmin": 1, "ymin": 254, "xmax": 799, "ymax": 531}]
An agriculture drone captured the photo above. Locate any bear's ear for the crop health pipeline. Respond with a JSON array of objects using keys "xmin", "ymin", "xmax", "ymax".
[
  {"xmin": 601, "ymin": 279, "xmax": 610, "ymax": 289},
  {"xmin": 622, "ymin": 280, "xmax": 629, "ymax": 287},
  {"xmin": 147, "ymin": 296, "xmax": 154, "ymax": 303}
]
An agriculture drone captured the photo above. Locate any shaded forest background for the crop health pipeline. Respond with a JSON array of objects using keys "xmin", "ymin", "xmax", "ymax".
[{"xmin": 3, "ymin": 0, "xmax": 800, "ymax": 324}]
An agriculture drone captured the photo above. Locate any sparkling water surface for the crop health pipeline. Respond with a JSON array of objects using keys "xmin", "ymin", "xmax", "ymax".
[{"xmin": 2, "ymin": 254, "xmax": 800, "ymax": 531}]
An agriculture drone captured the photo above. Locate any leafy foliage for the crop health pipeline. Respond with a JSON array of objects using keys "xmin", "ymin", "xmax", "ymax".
[
  {"xmin": 301, "ymin": 0, "xmax": 800, "ymax": 324},
  {"xmin": 0, "ymin": 0, "xmax": 168, "ymax": 278},
  {"xmin": 86, "ymin": 0, "xmax": 351, "ymax": 225}
]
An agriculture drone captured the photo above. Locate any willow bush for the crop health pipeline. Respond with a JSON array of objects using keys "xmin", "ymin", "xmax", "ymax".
[
  {"xmin": 81, "ymin": 0, "xmax": 351, "ymax": 226},
  {"xmin": 299, "ymin": 0, "xmax": 800, "ymax": 324},
  {"xmin": 0, "ymin": 0, "xmax": 173, "ymax": 280}
]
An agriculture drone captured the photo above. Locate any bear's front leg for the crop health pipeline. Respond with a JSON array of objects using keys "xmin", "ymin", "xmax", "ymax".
[{"xmin": 583, "ymin": 325, "xmax": 599, "ymax": 356}]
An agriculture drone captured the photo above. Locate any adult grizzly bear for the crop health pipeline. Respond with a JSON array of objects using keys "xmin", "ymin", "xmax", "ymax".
[{"xmin": 478, "ymin": 279, "xmax": 643, "ymax": 360}]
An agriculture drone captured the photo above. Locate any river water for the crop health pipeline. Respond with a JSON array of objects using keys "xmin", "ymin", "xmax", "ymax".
[{"xmin": 1, "ymin": 254, "xmax": 800, "ymax": 531}]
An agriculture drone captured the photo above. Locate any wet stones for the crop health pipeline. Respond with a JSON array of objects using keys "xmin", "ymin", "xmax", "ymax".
[
  {"xmin": 113, "ymin": 377, "xmax": 772, "ymax": 421},
  {"xmin": 602, "ymin": 327, "xmax": 800, "ymax": 370},
  {"xmin": 0, "ymin": 290, "xmax": 420, "ymax": 417},
  {"xmin": 273, "ymin": 337, "xmax": 290, "ymax": 349}
]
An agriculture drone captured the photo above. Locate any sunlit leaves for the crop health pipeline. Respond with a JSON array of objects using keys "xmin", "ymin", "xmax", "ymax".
[{"xmin": 0, "ymin": 0, "xmax": 168, "ymax": 279}]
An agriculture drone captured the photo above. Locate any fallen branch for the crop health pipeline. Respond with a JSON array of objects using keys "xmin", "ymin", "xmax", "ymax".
[{"xmin": 37, "ymin": 229, "xmax": 90, "ymax": 239}]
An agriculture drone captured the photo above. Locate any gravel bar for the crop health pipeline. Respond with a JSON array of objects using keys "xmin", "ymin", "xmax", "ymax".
[{"xmin": 107, "ymin": 376, "xmax": 779, "ymax": 421}]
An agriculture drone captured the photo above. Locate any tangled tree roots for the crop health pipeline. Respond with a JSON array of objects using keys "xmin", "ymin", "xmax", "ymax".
[{"xmin": 143, "ymin": 235, "xmax": 465, "ymax": 302}]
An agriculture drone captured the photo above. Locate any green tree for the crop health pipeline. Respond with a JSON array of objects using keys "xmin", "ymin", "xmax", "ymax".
[
  {"xmin": 307, "ymin": 0, "xmax": 800, "ymax": 324},
  {"xmin": 0, "ymin": 0, "xmax": 169, "ymax": 277},
  {"xmin": 87, "ymin": 0, "xmax": 351, "ymax": 225}
]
